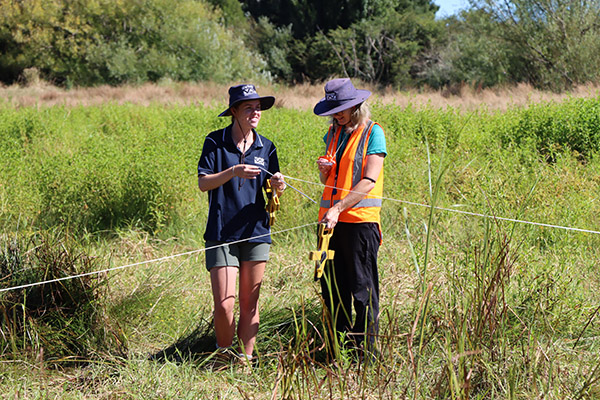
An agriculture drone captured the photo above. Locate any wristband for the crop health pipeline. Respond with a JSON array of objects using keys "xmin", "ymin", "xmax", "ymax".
[{"xmin": 363, "ymin": 176, "xmax": 376, "ymax": 183}]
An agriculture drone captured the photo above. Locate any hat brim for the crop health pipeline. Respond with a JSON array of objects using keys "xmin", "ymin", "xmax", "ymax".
[
  {"xmin": 218, "ymin": 96, "xmax": 276, "ymax": 117},
  {"xmin": 313, "ymin": 89, "xmax": 371, "ymax": 116}
]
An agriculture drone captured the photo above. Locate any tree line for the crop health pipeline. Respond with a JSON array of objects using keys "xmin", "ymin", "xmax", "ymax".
[{"xmin": 1, "ymin": 0, "xmax": 600, "ymax": 91}]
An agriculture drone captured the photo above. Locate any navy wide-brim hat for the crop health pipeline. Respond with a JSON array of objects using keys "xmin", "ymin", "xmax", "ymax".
[
  {"xmin": 218, "ymin": 84, "xmax": 275, "ymax": 117},
  {"xmin": 313, "ymin": 78, "xmax": 371, "ymax": 116}
]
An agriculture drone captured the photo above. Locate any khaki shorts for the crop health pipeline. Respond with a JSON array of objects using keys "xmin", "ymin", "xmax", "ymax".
[{"xmin": 205, "ymin": 241, "xmax": 270, "ymax": 270}]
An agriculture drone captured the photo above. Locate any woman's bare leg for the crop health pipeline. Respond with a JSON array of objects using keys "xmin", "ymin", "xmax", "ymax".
[
  {"xmin": 237, "ymin": 261, "xmax": 266, "ymax": 356},
  {"xmin": 210, "ymin": 266, "xmax": 238, "ymax": 348}
]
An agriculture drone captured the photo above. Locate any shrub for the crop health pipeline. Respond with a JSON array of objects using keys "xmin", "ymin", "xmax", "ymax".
[{"xmin": 0, "ymin": 0, "xmax": 269, "ymax": 86}]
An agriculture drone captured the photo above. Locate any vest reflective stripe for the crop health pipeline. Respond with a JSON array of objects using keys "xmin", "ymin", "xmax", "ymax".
[
  {"xmin": 318, "ymin": 120, "xmax": 384, "ymax": 226},
  {"xmin": 320, "ymin": 197, "xmax": 382, "ymax": 209}
]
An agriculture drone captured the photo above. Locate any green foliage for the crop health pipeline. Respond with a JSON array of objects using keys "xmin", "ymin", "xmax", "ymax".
[
  {"xmin": 2, "ymin": 0, "xmax": 600, "ymax": 90},
  {"xmin": 0, "ymin": 101, "xmax": 600, "ymax": 397},
  {"xmin": 246, "ymin": 17, "xmax": 296, "ymax": 82},
  {"xmin": 243, "ymin": 0, "xmax": 369, "ymax": 39},
  {"xmin": 2, "ymin": 98, "xmax": 600, "ymax": 236},
  {"xmin": 204, "ymin": 0, "xmax": 246, "ymax": 27},
  {"xmin": 432, "ymin": 0, "xmax": 600, "ymax": 90},
  {"xmin": 0, "ymin": 0, "xmax": 269, "ymax": 86},
  {"xmin": 421, "ymin": 10, "xmax": 525, "ymax": 89},
  {"xmin": 481, "ymin": 0, "xmax": 600, "ymax": 90},
  {"xmin": 0, "ymin": 230, "xmax": 124, "ymax": 361},
  {"xmin": 0, "ymin": 105, "xmax": 219, "ymax": 234},
  {"xmin": 245, "ymin": 0, "xmax": 441, "ymax": 85},
  {"xmin": 243, "ymin": 0, "xmax": 438, "ymax": 39},
  {"xmin": 502, "ymin": 98, "xmax": 600, "ymax": 159}
]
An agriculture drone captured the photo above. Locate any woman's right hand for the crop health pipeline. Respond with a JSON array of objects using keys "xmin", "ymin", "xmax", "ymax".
[
  {"xmin": 233, "ymin": 164, "xmax": 261, "ymax": 179},
  {"xmin": 316, "ymin": 157, "xmax": 334, "ymax": 176}
]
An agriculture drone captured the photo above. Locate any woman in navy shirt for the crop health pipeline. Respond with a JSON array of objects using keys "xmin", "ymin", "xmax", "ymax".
[{"xmin": 197, "ymin": 84, "xmax": 286, "ymax": 362}]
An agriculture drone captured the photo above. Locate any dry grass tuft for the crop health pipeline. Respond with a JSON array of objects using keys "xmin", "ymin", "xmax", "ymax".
[{"xmin": 1, "ymin": 80, "xmax": 600, "ymax": 111}]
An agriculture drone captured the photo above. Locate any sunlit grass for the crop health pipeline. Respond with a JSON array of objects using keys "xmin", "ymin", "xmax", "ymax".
[{"xmin": 1, "ymin": 98, "xmax": 600, "ymax": 398}]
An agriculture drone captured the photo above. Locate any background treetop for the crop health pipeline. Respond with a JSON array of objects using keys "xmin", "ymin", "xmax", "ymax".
[{"xmin": 1, "ymin": 0, "xmax": 600, "ymax": 91}]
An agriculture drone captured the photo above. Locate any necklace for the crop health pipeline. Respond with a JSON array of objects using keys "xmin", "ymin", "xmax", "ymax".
[{"xmin": 235, "ymin": 118, "xmax": 252, "ymax": 153}]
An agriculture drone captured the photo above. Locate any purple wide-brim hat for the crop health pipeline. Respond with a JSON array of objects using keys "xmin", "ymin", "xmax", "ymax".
[
  {"xmin": 313, "ymin": 78, "xmax": 371, "ymax": 116},
  {"xmin": 219, "ymin": 84, "xmax": 275, "ymax": 117}
]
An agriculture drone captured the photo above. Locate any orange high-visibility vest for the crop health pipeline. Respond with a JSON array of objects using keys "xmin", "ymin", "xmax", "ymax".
[{"xmin": 318, "ymin": 120, "xmax": 384, "ymax": 226}]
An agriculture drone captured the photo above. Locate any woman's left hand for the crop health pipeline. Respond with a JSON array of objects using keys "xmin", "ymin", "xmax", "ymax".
[{"xmin": 270, "ymin": 172, "xmax": 286, "ymax": 193}]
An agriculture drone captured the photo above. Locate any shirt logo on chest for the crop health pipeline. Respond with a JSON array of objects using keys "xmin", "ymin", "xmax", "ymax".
[{"xmin": 254, "ymin": 156, "xmax": 265, "ymax": 167}]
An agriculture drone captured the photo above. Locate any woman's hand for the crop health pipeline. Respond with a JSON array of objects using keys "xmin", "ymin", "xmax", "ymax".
[
  {"xmin": 316, "ymin": 157, "xmax": 334, "ymax": 176},
  {"xmin": 233, "ymin": 164, "xmax": 261, "ymax": 179},
  {"xmin": 269, "ymin": 172, "xmax": 286, "ymax": 193},
  {"xmin": 320, "ymin": 206, "xmax": 341, "ymax": 229}
]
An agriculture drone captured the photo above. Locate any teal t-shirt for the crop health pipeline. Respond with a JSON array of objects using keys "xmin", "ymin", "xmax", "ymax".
[{"xmin": 323, "ymin": 123, "xmax": 387, "ymax": 165}]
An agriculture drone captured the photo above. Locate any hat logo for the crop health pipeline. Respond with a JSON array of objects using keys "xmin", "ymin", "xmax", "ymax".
[
  {"xmin": 325, "ymin": 93, "xmax": 337, "ymax": 101},
  {"xmin": 242, "ymin": 85, "xmax": 257, "ymax": 96}
]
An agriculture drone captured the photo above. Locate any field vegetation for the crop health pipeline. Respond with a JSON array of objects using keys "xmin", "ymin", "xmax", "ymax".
[
  {"xmin": 1, "ymin": 88, "xmax": 600, "ymax": 398},
  {"xmin": 2, "ymin": 0, "xmax": 600, "ymax": 397}
]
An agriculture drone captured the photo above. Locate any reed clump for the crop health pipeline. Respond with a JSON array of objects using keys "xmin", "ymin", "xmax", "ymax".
[{"xmin": 0, "ymin": 230, "xmax": 126, "ymax": 363}]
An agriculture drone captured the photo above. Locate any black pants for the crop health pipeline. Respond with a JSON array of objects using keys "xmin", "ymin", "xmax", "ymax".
[{"xmin": 320, "ymin": 222, "xmax": 380, "ymax": 348}]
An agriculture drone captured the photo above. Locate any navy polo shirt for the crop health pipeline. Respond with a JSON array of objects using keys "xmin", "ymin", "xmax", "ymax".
[{"xmin": 197, "ymin": 124, "xmax": 280, "ymax": 243}]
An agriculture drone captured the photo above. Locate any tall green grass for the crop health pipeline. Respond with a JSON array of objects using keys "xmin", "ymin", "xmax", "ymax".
[
  {"xmin": 1, "ymin": 98, "xmax": 600, "ymax": 398},
  {"xmin": 0, "ymin": 229, "xmax": 125, "ymax": 362},
  {"xmin": 1, "ymin": 98, "xmax": 600, "ymax": 237}
]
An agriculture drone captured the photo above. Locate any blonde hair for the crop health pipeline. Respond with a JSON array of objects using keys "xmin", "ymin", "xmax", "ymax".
[{"xmin": 331, "ymin": 102, "xmax": 371, "ymax": 133}]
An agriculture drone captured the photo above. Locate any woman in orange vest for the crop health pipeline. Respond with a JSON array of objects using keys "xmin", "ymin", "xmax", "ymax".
[{"xmin": 314, "ymin": 78, "xmax": 387, "ymax": 355}]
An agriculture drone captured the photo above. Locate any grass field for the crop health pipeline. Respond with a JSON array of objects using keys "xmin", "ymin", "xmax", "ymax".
[{"xmin": 1, "ymin": 86, "xmax": 600, "ymax": 399}]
